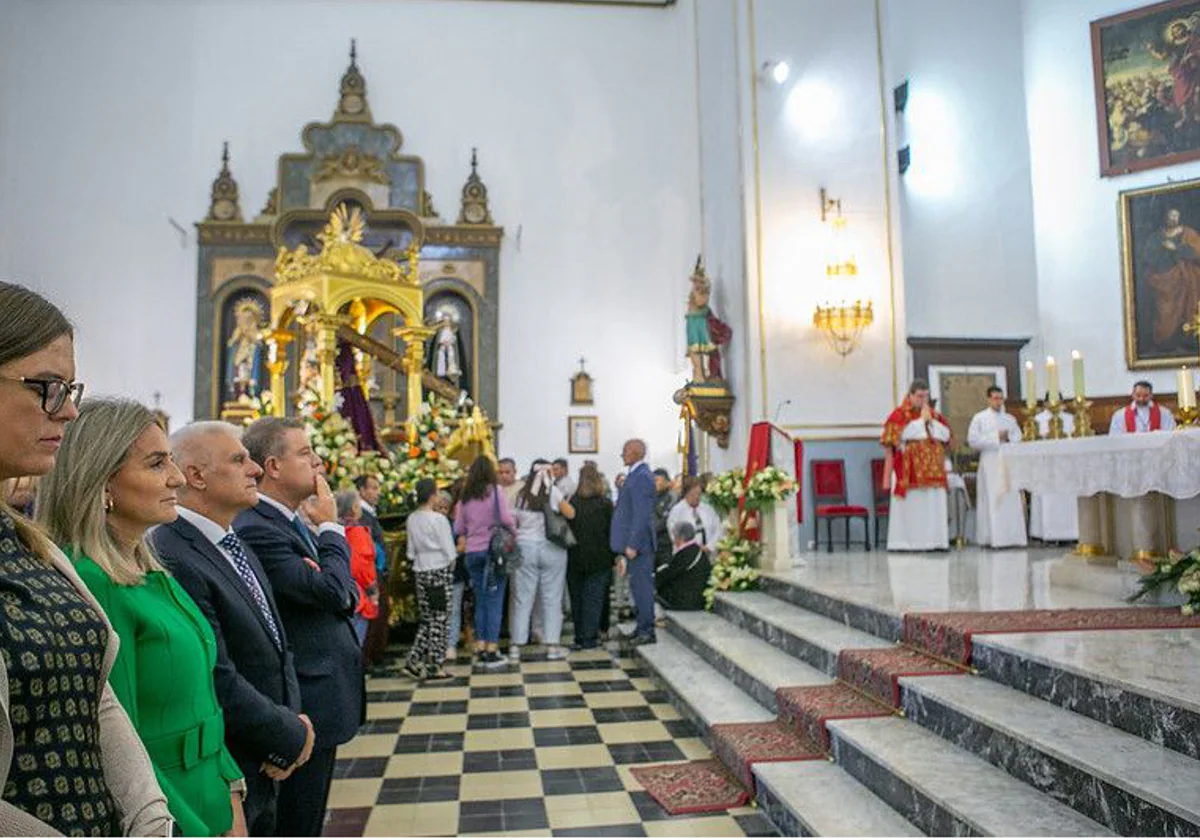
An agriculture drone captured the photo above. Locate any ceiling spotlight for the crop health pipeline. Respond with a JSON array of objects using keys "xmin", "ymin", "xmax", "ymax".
[
  {"xmin": 897, "ymin": 145, "xmax": 911, "ymax": 175},
  {"xmin": 893, "ymin": 79, "xmax": 909, "ymax": 114},
  {"xmin": 762, "ymin": 60, "xmax": 790, "ymax": 85}
]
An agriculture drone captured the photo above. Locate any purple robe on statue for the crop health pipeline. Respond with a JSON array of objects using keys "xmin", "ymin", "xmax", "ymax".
[{"xmin": 335, "ymin": 341, "xmax": 382, "ymax": 452}]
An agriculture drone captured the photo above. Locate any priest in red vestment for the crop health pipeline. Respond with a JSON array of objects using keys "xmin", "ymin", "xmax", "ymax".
[
  {"xmin": 1108, "ymin": 380, "xmax": 1176, "ymax": 434},
  {"xmin": 880, "ymin": 379, "xmax": 952, "ymax": 551}
]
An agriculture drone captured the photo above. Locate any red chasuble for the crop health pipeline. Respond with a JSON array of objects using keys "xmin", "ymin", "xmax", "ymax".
[
  {"xmin": 880, "ymin": 397, "xmax": 951, "ymax": 499},
  {"xmin": 1124, "ymin": 403, "xmax": 1164, "ymax": 432}
]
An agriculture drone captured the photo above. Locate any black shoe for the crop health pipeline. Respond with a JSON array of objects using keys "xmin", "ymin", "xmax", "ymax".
[
  {"xmin": 629, "ymin": 633, "xmax": 657, "ymax": 647},
  {"xmin": 569, "ymin": 642, "xmax": 584, "ymax": 652}
]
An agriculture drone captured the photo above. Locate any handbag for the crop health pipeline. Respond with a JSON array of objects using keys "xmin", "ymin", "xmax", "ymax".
[
  {"xmin": 544, "ymin": 505, "xmax": 577, "ymax": 549},
  {"xmin": 488, "ymin": 489, "xmax": 522, "ymax": 578}
]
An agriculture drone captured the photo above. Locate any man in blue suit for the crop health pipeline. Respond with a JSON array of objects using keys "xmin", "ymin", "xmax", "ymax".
[
  {"xmin": 236, "ymin": 417, "xmax": 365, "ymax": 837},
  {"xmin": 610, "ymin": 439, "xmax": 658, "ymax": 644}
]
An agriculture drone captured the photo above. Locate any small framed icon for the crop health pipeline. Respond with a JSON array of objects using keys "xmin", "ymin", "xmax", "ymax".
[{"xmin": 568, "ymin": 416, "xmax": 599, "ymax": 454}]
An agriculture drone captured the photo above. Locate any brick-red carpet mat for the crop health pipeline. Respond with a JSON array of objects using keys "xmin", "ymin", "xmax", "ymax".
[
  {"xmin": 902, "ymin": 607, "xmax": 1200, "ymax": 665},
  {"xmin": 775, "ymin": 682, "xmax": 892, "ymax": 749},
  {"xmin": 836, "ymin": 646, "xmax": 964, "ymax": 707},
  {"xmin": 629, "ymin": 759, "xmax": 749, "ymax": 816},
  {"xmin": 708, "ymin": 721, "xmax": 824, "ymax": 790}
]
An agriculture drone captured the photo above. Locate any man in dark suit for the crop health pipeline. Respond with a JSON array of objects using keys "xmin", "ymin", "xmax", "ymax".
[
  {"xmin": 655, "ymin": 521, "xmax": 711, "ymax": 611},
  {"xmin": 610, "ymin": 439, "xmax": 658, "ymax": 644},
  {"xmin": 354, "ymin": 474, "xmax": 390, "ymax": 670},
  {"xmin": 236, "ymin": 417, "xmax": 365, "ymax": 837},
  {"xmin": 153, "ymin": 422, "xmax": 314, "ymax": 836}
]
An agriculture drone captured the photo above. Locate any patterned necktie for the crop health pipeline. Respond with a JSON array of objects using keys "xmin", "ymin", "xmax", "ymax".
[
  {"xmin": 289, "ymin": 516, "xmax": 319, "ymax": 557},
  {"xmin": 218, "ymin": 533, "xmax": 283, "ymax": 650}
]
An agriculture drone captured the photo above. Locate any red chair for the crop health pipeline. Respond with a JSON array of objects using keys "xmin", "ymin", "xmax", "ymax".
[
  {"xmin": 871, "ymin": 458, "xmax": 889, "ymax": 548},
  {"xmin": 811, "ymin": 459, "xmax": 871, "ymax": 552}
]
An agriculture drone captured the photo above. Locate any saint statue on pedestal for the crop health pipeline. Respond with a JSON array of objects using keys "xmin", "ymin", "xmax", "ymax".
[
  {"xmin": 685, "ymin": 256, "xmax": 732, "ymax": 383},
  {"xmin": 225, "ymin": 299, "xmax": 266, "ymax": 400},
  {"xmin": 426, "ymin": 307, "xmax": 466, "ymax": 388}
]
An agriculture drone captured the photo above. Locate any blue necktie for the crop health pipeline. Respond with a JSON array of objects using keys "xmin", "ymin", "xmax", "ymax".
[
  {"xmin": 218, "ymin": 533, "xmax": 283, "ymax": 650},
  {"xmin": 290, "ymin": 516, "xmax": 319, "ymax": 557}
]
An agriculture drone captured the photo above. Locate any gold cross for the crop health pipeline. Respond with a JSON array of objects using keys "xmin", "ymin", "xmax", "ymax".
[{"xmin": 1184, "ymin": 302, "xmax": 1200, "ymax": 361}]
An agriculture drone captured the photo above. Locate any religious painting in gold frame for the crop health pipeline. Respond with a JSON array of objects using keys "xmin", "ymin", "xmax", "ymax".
[
  {"xmin": 1091, "ymin": 0, "xmax": 1200, "ymax": 177},
  {"xmin": 1119, "ymin": 176, "xmax": 1200, "ymax": 369},
  {"xmin": 568, "ymin": 416, "xmax": 599, "ymax": 454}
]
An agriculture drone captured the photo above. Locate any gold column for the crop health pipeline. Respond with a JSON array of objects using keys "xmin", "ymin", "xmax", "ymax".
[
  {"xmin": 314, "ymin": 314, "xmax": 352, "ymax": 410},
  {"xmin": 394, "ymin": 324, "xmax": 437, "ymax": 426},
  {"xmin": 265, "ymin": 329, "xmax": 294, "ymax": 418}
]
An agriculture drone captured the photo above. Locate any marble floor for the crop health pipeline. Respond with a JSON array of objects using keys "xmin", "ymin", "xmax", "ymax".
[
  {"xmin": 323, "ymin": 648, "xmax": 777, "ymax": 838},
  {"xmin": 771, "ymin": 548, "xmax": 1142, "ymax": 615}
]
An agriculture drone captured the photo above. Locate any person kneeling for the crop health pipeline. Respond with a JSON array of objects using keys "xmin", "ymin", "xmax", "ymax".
[{"xmin": 655, "ymin": 522, "xmax": 711, "ymax": 611}]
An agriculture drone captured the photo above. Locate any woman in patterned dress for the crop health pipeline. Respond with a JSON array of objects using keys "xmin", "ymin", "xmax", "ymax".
[
  {"xmin": 0, "ymin": 282, "xmax": 172, "ymax": 836},
  {"xmin": 38, "ymin": 398, "xmax": 248, "ymax": 836}
]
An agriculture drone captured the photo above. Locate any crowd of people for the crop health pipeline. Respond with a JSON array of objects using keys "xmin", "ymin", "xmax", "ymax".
[{"xmin": 0, "ymin": 281, "xmax": 728, "ymax": 837}]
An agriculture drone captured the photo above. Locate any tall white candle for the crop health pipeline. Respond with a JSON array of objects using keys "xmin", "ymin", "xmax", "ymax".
[
  {"xmin": 1025, "ymin": 361, "xmax": 1036, "ymax": 409},
  {"xmin": 1071, "ymin": 350, "xmax": 1085, "ymax": 398},
  {"xmin": 1179, "ymin": 367, "xmax": 1196, "ymax": 411},
  {"xmin": 1046, "ymin": 356, "xmax": 1059, "ymax": 403}
]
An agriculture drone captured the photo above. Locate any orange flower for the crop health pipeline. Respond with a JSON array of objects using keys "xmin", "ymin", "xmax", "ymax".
[
  {"xmin": 427, "ymin": 431, "xmax": 438, "ymax": 441},
  {"xmin": 428, "ymin": 451, "xmax": 440, "ymax": 461},
  {"xmin": 408, "ymin": 446, "xmax": 421, "ymax": 458}
]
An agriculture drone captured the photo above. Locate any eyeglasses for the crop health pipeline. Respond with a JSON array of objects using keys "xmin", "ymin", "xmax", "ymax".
[{"xmin": 0, "ymin": 375, "xmax": 85, "ymax": 414}]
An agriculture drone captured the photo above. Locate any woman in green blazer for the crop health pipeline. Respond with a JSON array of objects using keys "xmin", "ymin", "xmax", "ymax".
[{"xmin": 38, "ymin": 398, "xmax": 246, "ymax": 837}]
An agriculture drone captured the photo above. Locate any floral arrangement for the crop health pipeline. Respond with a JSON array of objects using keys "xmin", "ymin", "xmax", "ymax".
[
  {"xmin": 703, "ymin": 531, "xmax": 761, "ymax": 609},
  {"xmin": 743, "ymin": 465, "xmax": 797, "ymax": 511},
  {"xmin": 704, "ymin": 468, "xmax": 745, "ymax": 516},
  {"xmin": 1128, "ymin": 550, "xmax": 1200, "ymax": 616},
  {"xmin": 231, "ymin": 390, "xmax": 275, "ymax": 424}
]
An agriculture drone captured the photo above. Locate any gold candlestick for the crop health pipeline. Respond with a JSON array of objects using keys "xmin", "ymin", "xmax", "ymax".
[
  {"xmin": 1046, "ymin": 399, "xmax": 1066, "ymax": 440},
  {"xmin": 1070, "ymin": 396, "xmax": 1094, "ymax": 438},
  {"xmin": 1177, "ymin": 405, "xmax": 1200, "ymax": 429},
  {"xmin": 1021, "ymin": 403, "xmax": 1041, "ymax": 441}
]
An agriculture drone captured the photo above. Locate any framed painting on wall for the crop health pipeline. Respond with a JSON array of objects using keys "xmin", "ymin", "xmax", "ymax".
[
  {"xmin": 1120, "ymin": 176, "xmax": 1200, "ymax": 367},
  {"xmin": 1091, "ymin": 0, "xmax": 1200, "ymax": 176},
  {"xmin": 568, "ymin": 416, "xmax": 599, "ymax": 454},
  {"xmin": 928, "ymin": 365, "xmax": 1007, "ymax": 450}
]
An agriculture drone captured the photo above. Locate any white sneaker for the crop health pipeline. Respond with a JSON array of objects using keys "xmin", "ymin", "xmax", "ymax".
[
  {"xmin": 508, "ymin": 644, "xmax": 521, "ymax": 662},
  {"xmin": 486, "ymin": 651, "xmax": 509, "ymax": 669},
  {"xmin": 546, "ymin": 646, "xmax": 568, "ymax": 661}
]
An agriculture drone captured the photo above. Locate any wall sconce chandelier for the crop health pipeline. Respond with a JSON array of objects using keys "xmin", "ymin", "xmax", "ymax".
[
  {"xmin": 813, "ymin": 300, "xmax": 874, "ymax": 357},
  {"xmin": 814, "ymin": 188, "xmax": 872, "ymax": 356}
]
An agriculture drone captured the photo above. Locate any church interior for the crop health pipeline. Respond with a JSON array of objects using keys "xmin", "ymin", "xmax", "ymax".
[{"xmin": 3, "ymin": 0, "xmax": 1200, "ymax": 837}]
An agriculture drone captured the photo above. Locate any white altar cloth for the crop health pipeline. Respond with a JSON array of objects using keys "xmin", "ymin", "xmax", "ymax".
[{"xmin": 1000, "ymin": 429, "xmax": 1200, "ymax": 500}]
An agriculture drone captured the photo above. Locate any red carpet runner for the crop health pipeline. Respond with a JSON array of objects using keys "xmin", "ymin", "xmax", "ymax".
[
  {"xmin": 708, "ymin": 721, "xmax": 824, "ymax": 790},
  {"xmin": 776, "ymin": 682, "xmax": 892, "ymax": 750},
  {"xmin": 629, "ymin": 759, "xmax": 749, "ymax": 815},
  {"xmin": 902, "ymin": 606, "xmax": 1200, "ymax": 665}
]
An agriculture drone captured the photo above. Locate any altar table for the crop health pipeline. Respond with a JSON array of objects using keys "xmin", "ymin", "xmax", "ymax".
[{"xmin": 999, "ymin": 429, "xmax": 1200, "ymax": 561}]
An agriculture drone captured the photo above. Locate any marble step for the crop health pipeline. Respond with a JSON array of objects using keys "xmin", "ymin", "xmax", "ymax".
[
  {"xmin": 829, "ymin": 716, "xmax": 1114, "ymax": 836},
  {"xmin": 754, "ymin": 761, "xmax": 924, "ymax": 837},
  {"xmin": 973, "ymin": 629, "xmax": 1200, "ymax": 761},
  {"xmin": 713, "ymin": 590, "xmax": 893, "ymax": 676},
  {"xmin": 634, "ymin": 633, "xmax": 775, "ymax": 732},
  {"xmin": 901, "ymin": 673, "xmax": 1200, "ymax": 835},
  {"xmin": 663, "ymin": 610, "xmax": 829, "ymax": 711},
  {"xmin": 758, "ymin": 571, "xmax": 902, "ymax": 641}
]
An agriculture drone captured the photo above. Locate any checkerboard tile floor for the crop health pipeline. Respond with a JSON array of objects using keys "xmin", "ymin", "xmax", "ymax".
[{"xmin": 323, "ymin": 648, "xmax": 779, "ymax": 837}]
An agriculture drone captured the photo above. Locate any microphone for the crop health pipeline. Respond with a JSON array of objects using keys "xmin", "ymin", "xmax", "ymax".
[{"xmin": 773, "ymin": 399, "xmax": 792, "ymax": 424}]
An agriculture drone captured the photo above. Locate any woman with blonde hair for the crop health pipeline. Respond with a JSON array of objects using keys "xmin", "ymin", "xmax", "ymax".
[
  {"xmin": 38, "ymin": 396, "xmax": 247, "ymax": 837},
  {"xmin": 0, "ymin": 281, "xmax": 172, "ymax": 836}
]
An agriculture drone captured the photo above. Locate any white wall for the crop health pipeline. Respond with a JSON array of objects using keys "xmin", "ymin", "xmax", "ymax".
[
  {"xmin": 1022, "ymin": 0, "xmax": 1200, "ymax": 397},
  {"xmin": 740, "ymin": 0, "xmax": 907, "ymax": 438},
  {"xmin": 0, "ymin": 0, "xmax": 700, "ymax": 481},
  {"xmin": 886, "ymin": 0, "xmax": 1040, "ymax": 342}
]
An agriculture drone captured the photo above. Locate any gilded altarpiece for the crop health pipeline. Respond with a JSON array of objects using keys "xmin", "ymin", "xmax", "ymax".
[{"xmin": 194, "ymin": 46, "xmax": 502, "ymax": 424}]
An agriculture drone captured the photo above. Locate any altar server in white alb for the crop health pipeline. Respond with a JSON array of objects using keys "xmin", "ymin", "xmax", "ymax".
[
  {"xmin": 968, "ymin": 386, "xmax": 1027, "ymax": 548},
  {"xmin": 880, "ymin": 380, "xmax": 952, "ymax": 551},
  {"xmin": 1030, "ymin": 399, "xmax": 1079, "ymax": 543},
  {"xmin": 1109, "ymin": 381, "xmax": 1176, "ymax": 434}
]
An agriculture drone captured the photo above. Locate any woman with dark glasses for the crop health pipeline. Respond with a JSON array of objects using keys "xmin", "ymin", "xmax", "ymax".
[{"xmin": 0, "ymin": 281, "xmax": 172, "ymax": 836}]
